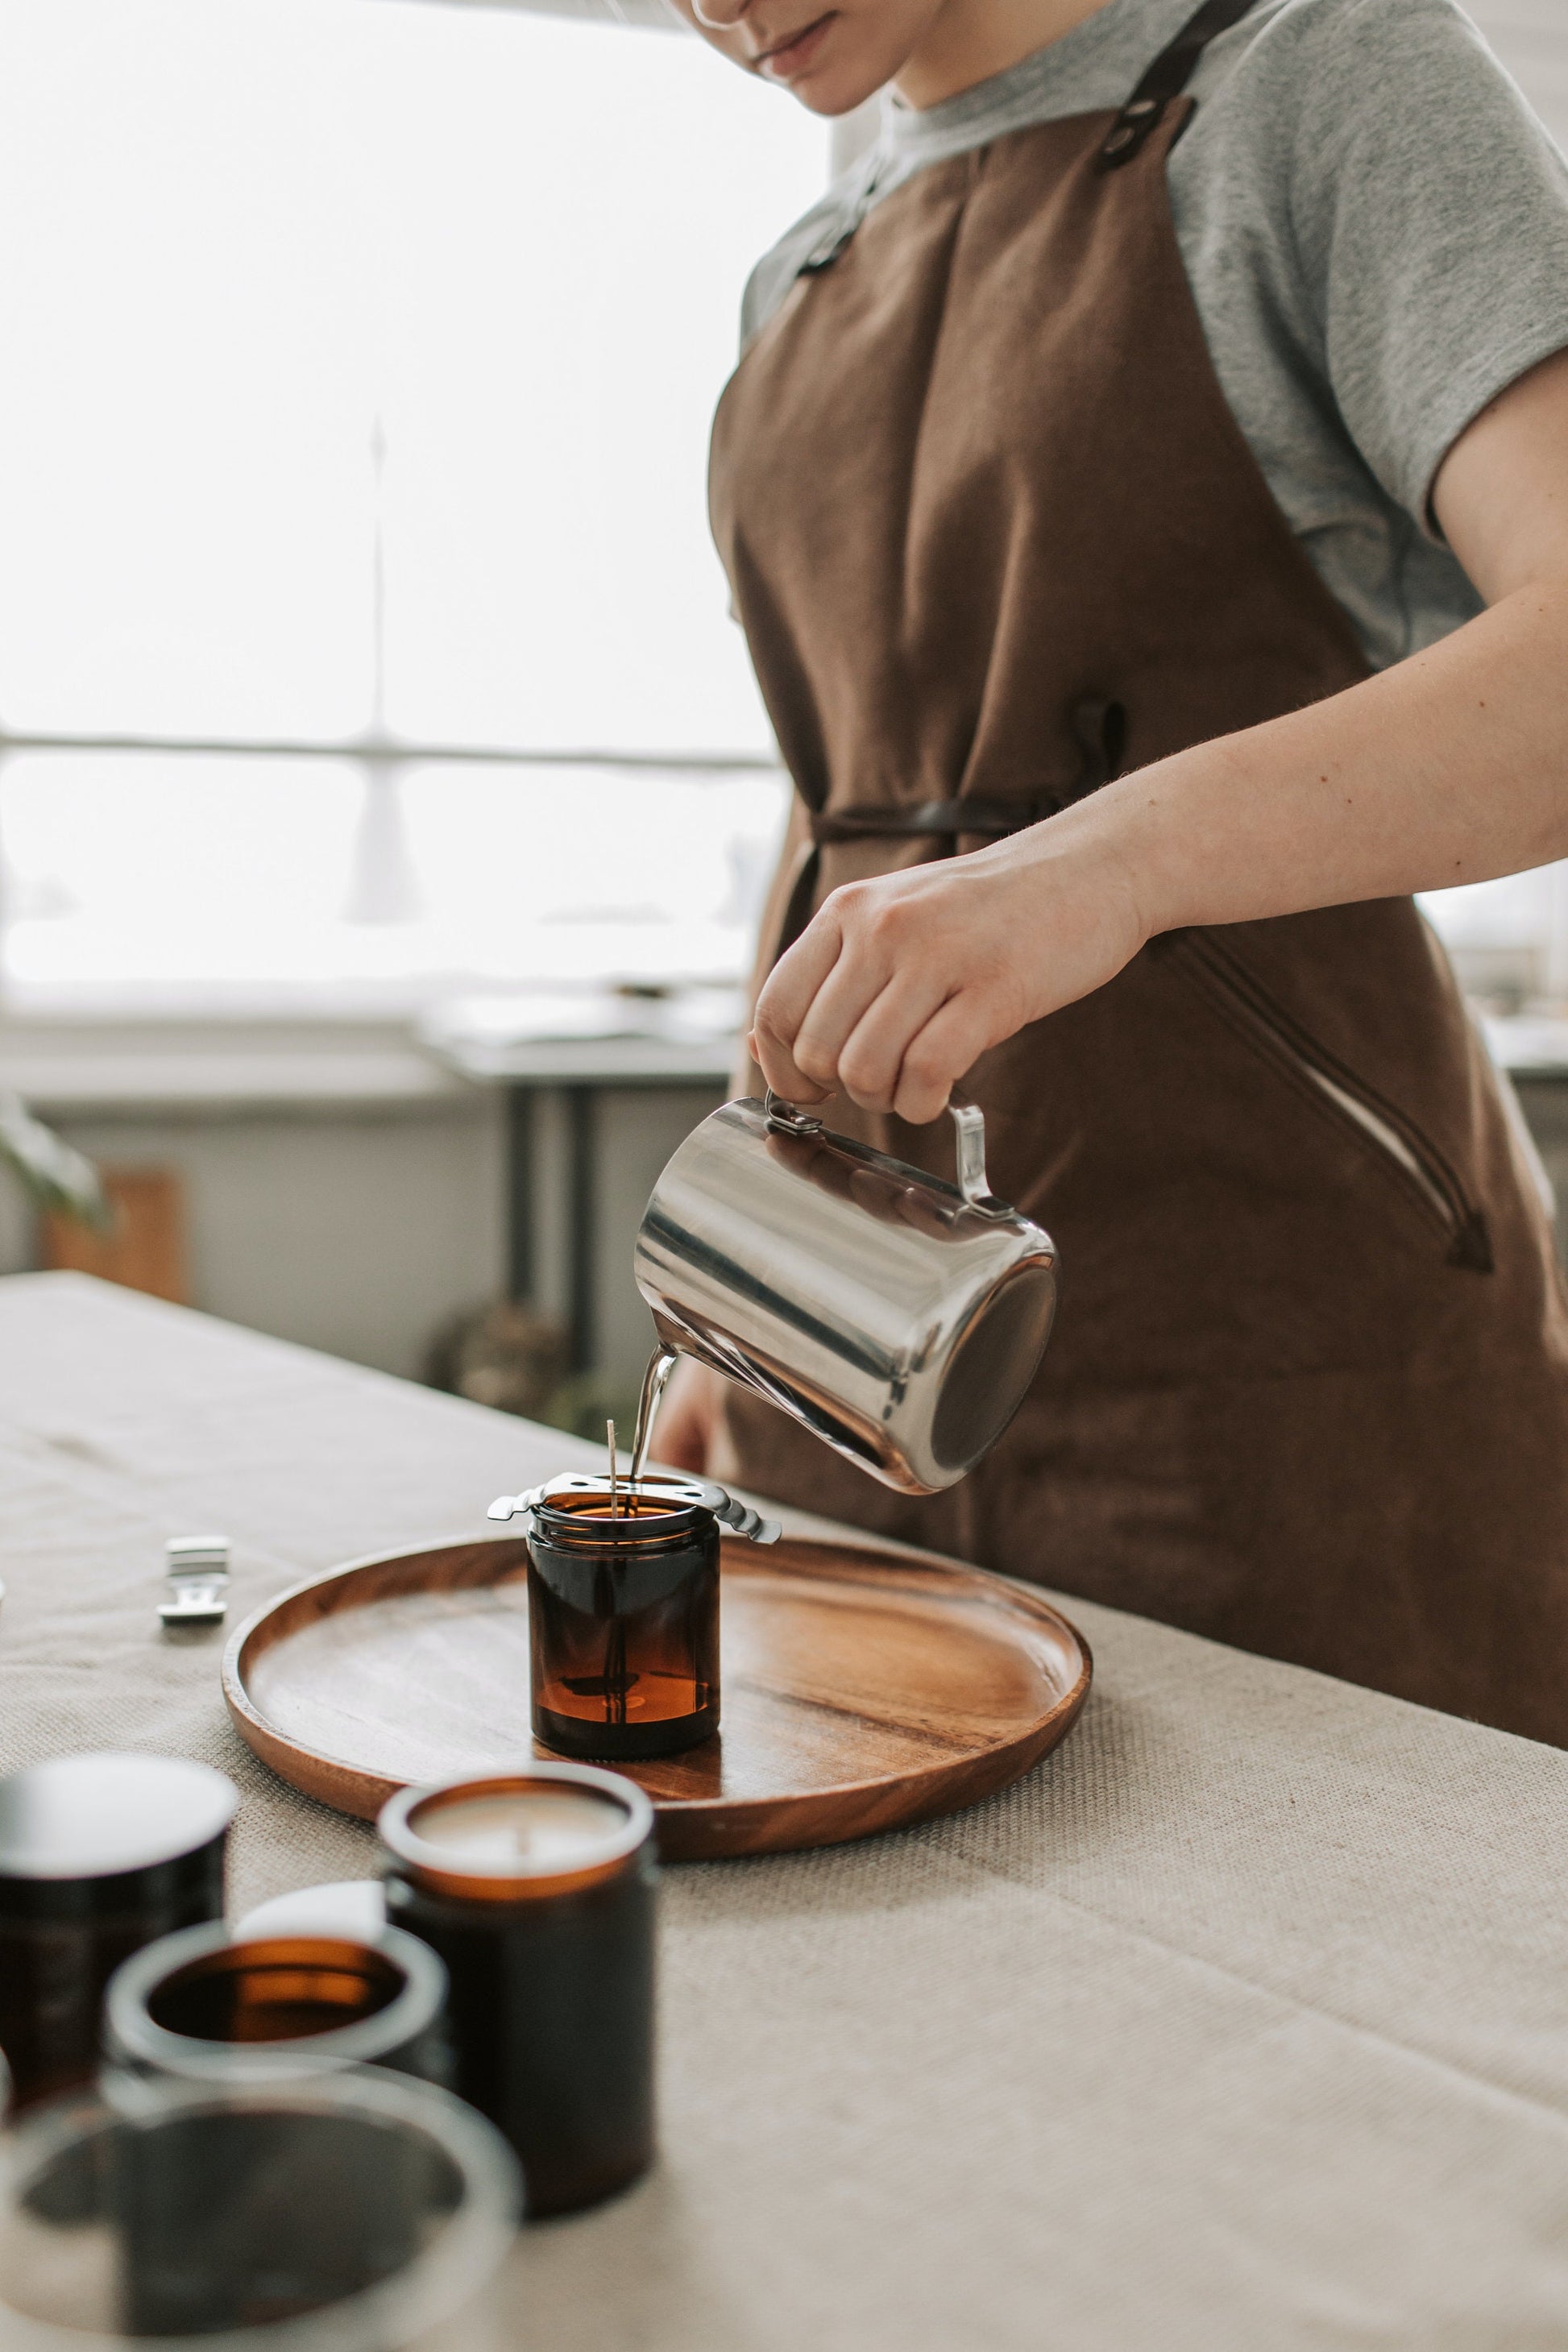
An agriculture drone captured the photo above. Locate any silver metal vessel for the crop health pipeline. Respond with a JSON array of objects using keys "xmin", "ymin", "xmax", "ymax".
[{"xmin": 633, "ymin": 1093, "xmax": 1060, "ymax": 1495}]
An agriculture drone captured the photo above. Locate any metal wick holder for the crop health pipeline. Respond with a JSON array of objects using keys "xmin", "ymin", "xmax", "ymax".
[
  {"xmin": 488, "ymin": 1477, "xmax": 781, "ymax": 1545},
  {"xmin": 159, "ymin": 1536, "xmax": 231, "ymax": 1632}
]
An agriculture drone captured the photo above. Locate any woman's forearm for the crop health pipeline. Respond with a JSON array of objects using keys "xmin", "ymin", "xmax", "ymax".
[
  {"xmin": 749, "ymin": 351, "xmax": 1568, "ymax": 1123},
  {"xmin": 1070, "ymin": 575, "xmax": 1568, "ymax": 942},
  {"xmin": 750, "ymin": 585, "xmax": 1568, "ymax": 1124}
]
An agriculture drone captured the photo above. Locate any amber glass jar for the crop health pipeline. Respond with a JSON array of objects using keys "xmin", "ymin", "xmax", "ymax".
[
  {"xmin": 102, "ymin": 1919, "xmax": 452, "ymax": 2089},
  {"xmin": 379, "ymin": 1765, "xmax": 657, "ymax": 2219},
  {"xmin": 525, "ymin": 1474, "xmax": 720, "ymax": 1761}
]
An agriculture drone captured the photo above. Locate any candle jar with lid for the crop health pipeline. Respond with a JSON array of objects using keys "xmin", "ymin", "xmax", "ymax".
[
  {"xmin": 380, "ymin": 1764, "xmax": 656, "ymax": 2218},
  {"xmin": 487, "ymin": 1471, "xmax": 778, "ymax": 1762},
  {"xmin": 0, "ymin": 1752, "xmax": 238, "ymax": 2114}
]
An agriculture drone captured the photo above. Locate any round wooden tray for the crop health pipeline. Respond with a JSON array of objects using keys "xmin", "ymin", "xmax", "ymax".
[{"xmin": 223, "ymin": 1536, "xmax": 1091, "ymax": 1860}]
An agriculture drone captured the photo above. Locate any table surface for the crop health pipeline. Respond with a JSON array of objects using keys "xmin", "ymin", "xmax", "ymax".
[{"xmin": 6, "ymin": 1273, "xmax": 1568, "ymax": 2350}]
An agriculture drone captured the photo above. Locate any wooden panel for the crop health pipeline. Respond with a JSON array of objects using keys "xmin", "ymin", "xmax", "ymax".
[{"xmin": 39, "ymin": 1164, "xmax": 188, "ymax": 1305}]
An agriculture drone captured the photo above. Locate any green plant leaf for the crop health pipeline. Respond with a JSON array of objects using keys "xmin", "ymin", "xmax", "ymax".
[{"xmin": 0, "ymin": 1093, "xmax": 110, "ymax": 1229}]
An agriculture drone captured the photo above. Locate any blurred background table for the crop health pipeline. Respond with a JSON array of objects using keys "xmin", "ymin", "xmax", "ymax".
[
  {"xmin": 420, "ymin": 985, "xmax": 739, "ymax": 1375},
  {"xmin": 6, "ymin": 1270, "xmax": 1568, "ymax": 2350}
]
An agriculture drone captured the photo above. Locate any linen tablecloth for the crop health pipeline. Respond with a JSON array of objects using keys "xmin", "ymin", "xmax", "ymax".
[{"xmin": 4, "ymin": 1270, "xmax": 1568, "ymax": 2350}]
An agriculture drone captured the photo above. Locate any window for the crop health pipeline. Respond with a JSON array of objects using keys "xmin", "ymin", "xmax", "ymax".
[
  {"xmin": 2, "ymin": 0, "xmax": 1566, "ymax": 1023},
  {"xmin": 0, "ymin": 0, "xmax": 823, "ymax": 1013}
]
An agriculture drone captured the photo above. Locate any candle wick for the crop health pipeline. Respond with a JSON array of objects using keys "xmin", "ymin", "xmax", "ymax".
[{"xmin": 608, "ymin": 1419, "xmax": 618, "ymax": 1520}]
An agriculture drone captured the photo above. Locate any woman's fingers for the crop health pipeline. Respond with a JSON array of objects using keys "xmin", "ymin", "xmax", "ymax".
[
  {"xmin": 748, "ymin": 821, "xmax": 1147, "ymax": 1118},
  {"xmin": 833, "ymin": 971, "xmax": 952, "ymax": 1110},
  {"xmin": 750, "ymin": 904, "xmax": 851, "ymax": 1100},
  {"xmin": 890, "ymin": 993, "xmax": 998, "ymax": 1125},
  {"xmin": 786, "ymin": 945, "xmax": 898, "ymax": 1094},
  {"xmin": 749, "ymin": 1014, "xmax": 832, "ymax": 1105},
  {"xmin": 752, "ymin": 873, "xmax": 981, "ymax": 1107}
]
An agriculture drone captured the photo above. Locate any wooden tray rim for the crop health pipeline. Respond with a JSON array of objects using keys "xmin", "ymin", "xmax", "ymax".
[{"xmin": 222, "ymin": 1531, "xmax": 1093, "ymax": 1844}]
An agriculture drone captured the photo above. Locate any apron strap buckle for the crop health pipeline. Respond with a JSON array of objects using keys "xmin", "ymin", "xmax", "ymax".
[{"xmin": 1097, "ymin": 0, "xmax": 1263, "ymax": 171}]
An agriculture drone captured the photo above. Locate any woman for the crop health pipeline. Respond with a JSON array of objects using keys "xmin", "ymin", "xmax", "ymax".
[{"xmin": 657, "ymin": 0, "xmax": 1568, "ymax": 1740}]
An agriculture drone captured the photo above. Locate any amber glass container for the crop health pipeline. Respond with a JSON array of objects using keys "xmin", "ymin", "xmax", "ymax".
[
  {"xmin": 526, "ymin": 1474, "xmax": 720, "ymax": 1761},
  {"xmin": 0, "ymin": 1753, "xmax": 237, "ymax": 2113},
  {"xmin": 379, "ymin": 1765, "xmax": 657, "ymax": 2220},
  {"xmin": 102, "ymin": 1919, "xmax": 452, "ymax": 2089}
]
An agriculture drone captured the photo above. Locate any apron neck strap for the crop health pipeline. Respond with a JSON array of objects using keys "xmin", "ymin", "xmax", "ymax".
[{"xmin": 1097, "ymin": 0, "xmax": 1263, "ymax": 171}]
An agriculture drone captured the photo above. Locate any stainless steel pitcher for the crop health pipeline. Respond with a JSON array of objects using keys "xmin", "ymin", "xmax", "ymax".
[{"xmin": 633, "ymin": 1092, "xmax": 1060, "ymax": 1496}]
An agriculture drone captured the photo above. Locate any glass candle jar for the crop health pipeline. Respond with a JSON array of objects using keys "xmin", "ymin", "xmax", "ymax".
[
  {"xmin": 103, "ymin": 1920, "xmax": 452, "ymax": 2089},
  {"xmin": 0, "ymin": 1753, "xmax": 238, "ymax": 2114},
  {"xmin": 0, "ymin": 2070, "xmax": 520, "ymax": 2351},
  {"xmin": 525, "ymin": 1472, "xmax": 720, "ymax": 1761},
  {"xmin": 379, "ymin": 1765, "xmax": 657, "ymax": 2220}
]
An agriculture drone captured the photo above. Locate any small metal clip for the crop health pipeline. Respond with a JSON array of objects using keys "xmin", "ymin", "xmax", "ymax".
[
  {"xmin": 487, "ymin": 1487, "xmax": 541, "ymax": 1524},
  {"xmin": 159, "ymin": 1536, "xmax": 230, "ymax": 1632}
]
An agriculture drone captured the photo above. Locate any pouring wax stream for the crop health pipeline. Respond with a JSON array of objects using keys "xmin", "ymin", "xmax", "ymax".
[
  {"xmin": 603, "ymin": 1418, "xmax": 628, "ymax": 1726},
  {"xmin": 629, "ymin": 1348, "xmax": 677, "ymax": 1483}
]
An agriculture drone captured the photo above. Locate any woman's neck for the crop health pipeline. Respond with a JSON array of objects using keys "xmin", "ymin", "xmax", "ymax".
[{"xmin": 894, "ymin": 0, "xmax": 1116, "ymax": 109}]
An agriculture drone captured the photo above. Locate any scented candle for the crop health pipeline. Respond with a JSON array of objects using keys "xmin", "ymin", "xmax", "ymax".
[
  {"xmin": 0, "ymin": 1753, "xmax": 237, "ymax": 2113},
  {"xmin": 104, "ymin": 1919, "xmax": 451, "ymax": 2088},
  {"xmin": 234, "ymin": 1881, "xmax": 388, "ymax": 1942},
  {"xmin": 525, "ymin": 1473, "xmax": 720, "ymax": 1761},
  {"xmin": 379, "ymin": 1765, "xmax": 656, "ymax": 2218}
]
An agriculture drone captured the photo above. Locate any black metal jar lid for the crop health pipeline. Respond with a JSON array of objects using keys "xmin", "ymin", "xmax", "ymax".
[{"xmin": 0, "ymin": 1753, "xmax": 238, "ymax": 1921}]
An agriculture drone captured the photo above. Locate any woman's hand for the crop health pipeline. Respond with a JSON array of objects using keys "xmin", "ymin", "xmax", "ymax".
[
  {"xmin": 750, "ymin": 819, "xmax": 1149, "ymax": 1124},
  {"xmin": 649, "ymin": 1357, "xmax": 727, "ymax": 1475}
]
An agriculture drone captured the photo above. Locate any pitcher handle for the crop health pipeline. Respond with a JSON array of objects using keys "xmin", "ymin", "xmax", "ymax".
[
  {"xmin": 949, "ymin": 1091, "xmax": 1010, "ymax": 1217},
  {"xmin": 767, "ymin": 1084, "xmax": 1010, "ymax": 1216},
  {"xmin": 770, "ymin": 1086, "xmax": 1010, "ymax": 1222}
]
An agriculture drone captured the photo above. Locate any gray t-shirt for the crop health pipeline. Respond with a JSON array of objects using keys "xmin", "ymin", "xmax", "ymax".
[{"xmin": 740, "ymin": 0, "xmax": 1568, "ymax": 671}]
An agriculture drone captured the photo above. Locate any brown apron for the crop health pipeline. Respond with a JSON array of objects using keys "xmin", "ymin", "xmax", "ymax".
[{"xmin": 707, "ymin": 0, "xmax": 1568, "ymax": 1742}]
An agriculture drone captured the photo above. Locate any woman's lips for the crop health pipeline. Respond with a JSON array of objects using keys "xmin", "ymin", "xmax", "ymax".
[{"xmin": 757, "ymin": 12, "xmax": 835, "ymax": 81}]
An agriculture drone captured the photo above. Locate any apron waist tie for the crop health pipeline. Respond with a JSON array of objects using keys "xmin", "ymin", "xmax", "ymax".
[
  {"xmin": 808, "ymin": 695, "xmax": 1128, "ymax": 848},
  {"xmin": 811, "ymin": 795, "xmax": 1056, "ymax": 844}
]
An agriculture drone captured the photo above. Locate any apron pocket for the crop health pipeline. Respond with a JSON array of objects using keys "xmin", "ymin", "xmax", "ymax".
[{"xmin": 1168, "ymin": 932, "xmax": 1492, "ymax": 1271}]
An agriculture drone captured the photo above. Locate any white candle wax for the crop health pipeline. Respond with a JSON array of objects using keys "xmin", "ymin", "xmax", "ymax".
[
  {"xmin": 235, "ymin": 1881, "xmax": 388, "ymax": 1941},
  {"xmin": 413, "ymin": 1788, "xmax": 628, "ymax": 1870}
]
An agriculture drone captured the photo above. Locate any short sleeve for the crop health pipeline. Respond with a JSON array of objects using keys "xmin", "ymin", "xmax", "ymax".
[{"xmin": 1280, "ymin": 0, "xmax": 1568, "ymax": 530}]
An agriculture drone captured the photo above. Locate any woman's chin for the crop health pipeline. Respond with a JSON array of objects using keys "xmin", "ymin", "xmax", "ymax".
[{"xmin": 784, "ymin": 65, "xmax": 888, "ymax": 116}]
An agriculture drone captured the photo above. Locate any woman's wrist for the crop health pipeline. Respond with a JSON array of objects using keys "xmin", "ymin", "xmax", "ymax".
[
  {"xmin": 1091, "ymin": 738, "xmax": 1257, "ymax": 943},
  {"xmin": 998, "ymin": 761, "xmax": 1189, "ymax": 973}
]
